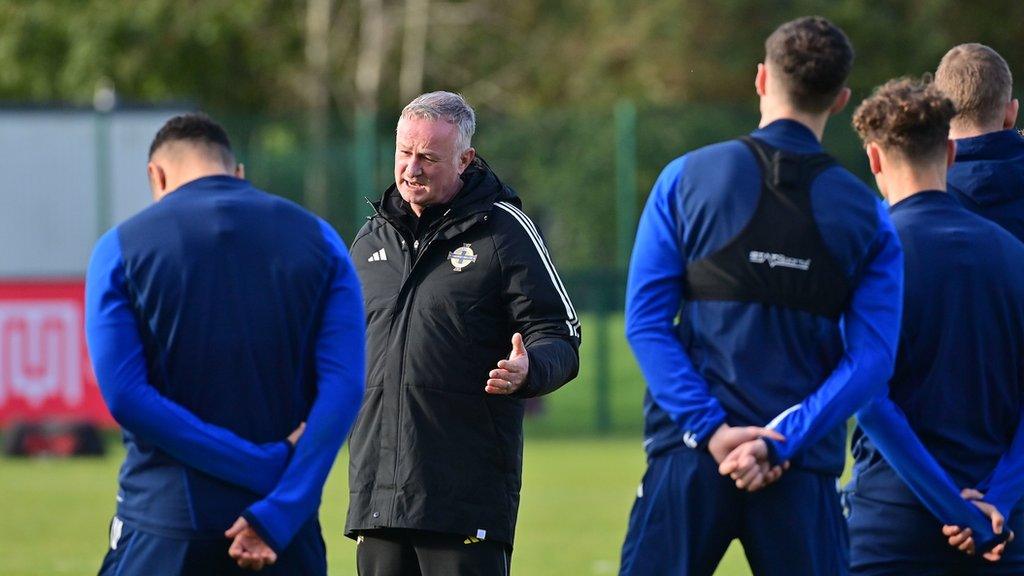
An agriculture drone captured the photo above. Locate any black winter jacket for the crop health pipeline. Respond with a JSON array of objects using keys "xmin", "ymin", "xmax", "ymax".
[{"xmin": 345, "ymin": 159, "xmax": 581, "ymax": 545}]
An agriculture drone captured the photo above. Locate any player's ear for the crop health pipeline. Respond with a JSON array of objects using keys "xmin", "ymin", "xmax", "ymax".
[
  {"xmin": 946, "ymin": 139, "xmax": 957, "ymax": 169},
  {"xmin": 829, "ymin": 87, "xmax": 851, "ymax": 116},
  {"xmin": 1004, "ymin": 99, "xmax": 1019, "ymax": 130},
  {"xmin": 235, "ymin": 162, "xmax": 245, "ymax": 179},
  {"xmin": 147, "ymin": 162, "xmax": 167, "ymax": 201},
  {"xmin": 866, "ymin": 143, "xmax": 883, "ymax": 175},
  {"xmin": 755, "ymin": 63, "xmax": 767, "ymax": 97}
]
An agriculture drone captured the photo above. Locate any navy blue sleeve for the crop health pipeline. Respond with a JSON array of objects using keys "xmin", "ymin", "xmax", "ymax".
[
  {"xmin": 85, "ymin": 228, "xmax": 290, "ymax": 495},
  {"xmin": 242, "ymin": 219, "xmax": 366, "ymax": 552},
  {"xmin": 625, "ymin": 156, "xmax": 728, "ymax": 447},
  {"xmin": 765, "ymin": 202, "xmax": 903, "ymax": 462},
  {"xmin": 858, "ymin": 397, "xmax": 1002, "ymax": 550},
  {"xmin": 976, "ymin": 409, "xmax": 1024, "ymax": 520}
]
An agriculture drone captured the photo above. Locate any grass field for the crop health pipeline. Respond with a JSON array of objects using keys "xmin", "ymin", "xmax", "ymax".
[
  {"xmin": 0, "ymin": 439, "xmax": 760, "ymax": 576},
  {"xmin": 0, "ymin": 314, "xmax": 763, "ymax": 575}
]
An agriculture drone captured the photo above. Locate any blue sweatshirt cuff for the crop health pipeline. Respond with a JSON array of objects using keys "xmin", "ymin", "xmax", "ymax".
[
  {"xmin": 241, "ymin": 508, "xmax": 284, "ymax": 554},
  {"xmin": 982, "ymin": 491, "xmax": 1016, "ymax": 524}
]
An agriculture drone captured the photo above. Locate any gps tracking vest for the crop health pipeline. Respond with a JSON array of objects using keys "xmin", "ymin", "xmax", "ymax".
[{"xmin": 684, "ymin": 136, "xmax": 851, "ymax": 319}]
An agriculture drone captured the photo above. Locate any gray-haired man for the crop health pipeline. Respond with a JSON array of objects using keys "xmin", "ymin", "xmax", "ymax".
[{"xmin": 345, "ymin": 92, "xmax": 581, "ymax": 575}]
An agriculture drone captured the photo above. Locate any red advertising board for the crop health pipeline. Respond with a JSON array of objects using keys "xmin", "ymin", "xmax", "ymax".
[{"xmin": 0, "ymin": 280, "xmax": 114, "ymax": 427}]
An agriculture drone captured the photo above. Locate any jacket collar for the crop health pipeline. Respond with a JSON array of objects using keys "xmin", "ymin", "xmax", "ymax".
[
  {"xmin": 750, "ymin": 119, "xmax": 824, "ymax": 154},
  {"xmin": 888, "ymin": 190, "xmax": 955, "ymax": 213},
  {"xmin": 955, "ymin": 129, "xmax": 1024, "ymax": 160}
]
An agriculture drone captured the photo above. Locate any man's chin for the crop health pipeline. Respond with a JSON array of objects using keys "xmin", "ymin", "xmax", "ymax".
[{"xmin": 399, "ymin": 187, "xmax": 431, "ymax": 204}]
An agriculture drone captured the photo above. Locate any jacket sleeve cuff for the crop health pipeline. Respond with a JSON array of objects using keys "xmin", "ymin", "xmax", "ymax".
[
  {"xmin": 241, "ymin": 508, "xmax": 285, "ymax": 555},
  {"xmin": 511, "ymin": 350, "xmax": 542, "ymax": 398},
  {"xmin": 982, "ymin": 491, "xmax": 1015, "ymax": 524},
  {"xmin": 976, "ymin": 529, "xmax": 1013, "ymax": 554},
  {"xmin": 695, "ymin": 416, "xmax": 727, "ymax": 452}
]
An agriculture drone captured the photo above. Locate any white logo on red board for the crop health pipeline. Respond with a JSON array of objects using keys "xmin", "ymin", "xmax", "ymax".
[{"xmin": 0, "ymin": 302, "xmax": 82, "ymax": 408}]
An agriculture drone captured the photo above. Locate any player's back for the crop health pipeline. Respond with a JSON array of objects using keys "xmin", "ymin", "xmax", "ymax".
[
  {"xmin": 852, "ymin": 191, "xmax": 1024, "ymax": 503},
  {"xmin": 109, "ymin": 175, "xmax": 336, "ymax": 535},
  {"xmin": 117, "ymin": 175, "xmax": 331, "ymax": 437},
  {"xmin": 948, "ymin": 129, "xmax": 1024, "ymax": 242},
  {"xmin": 639, "ymin": 120, "xmax": 886, "ymax": 474}
]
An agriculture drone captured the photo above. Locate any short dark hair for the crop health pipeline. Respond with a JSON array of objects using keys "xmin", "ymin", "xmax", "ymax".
[
  {"xmin": 149, "ymin": 113, "xmax": 235, "ymax": 167},
  {"xmin": 935, "ymin": 43, "xmax": 1013, "ymax": 129},
  {"xmin": 853, "ymin": 76, "xmax": 957, "ymax": 163},
  {"xmin": 765, "ymin": 16, "xmax": 854, "ymax": 113}
]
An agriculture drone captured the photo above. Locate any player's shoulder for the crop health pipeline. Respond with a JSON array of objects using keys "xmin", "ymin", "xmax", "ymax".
[
  {"xmin": 812, "ymin": 164, "xmax": 882, "ymax": 225},
  {"xmin": 87, "ymin": 226, "xmax": 124, "ymax": 273},
  {"xmin": 117, "ymin": 189, "xmax": 171, "ymax": 230},
  {"xmin": 650, "ymin": 139, "xmax": 749, "ymax": 194},
  {"xmin": 816, "ymin": 163, "xmax": 876, "ymax": 199},
  {"xmin": 249, "ymin": 184, "xmax": 322, "ymax": 224},
  {"xmin": 954, "ymin": 210, "xmax": 1024, "ymax": 294},
  {"xmin": 679, "ymin": 139, "xmax": 751, "ymax": 172},
  {"xmin": 689, "ymin": 138, "xmax": 751, "ymax": 159},
  {"xmin": 962, "ymin": 207, "xmax": 1024, "ymax": 254}
]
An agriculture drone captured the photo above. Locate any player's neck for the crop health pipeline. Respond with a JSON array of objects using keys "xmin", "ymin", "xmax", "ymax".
[
  {"xmin": 161, "ymin": 166, "xmax": 237, "ymax": 200},
  {"xmin": 948, "ymin": 121, "xmax": 1004, "ymax": 140},
  {"xmin": 882, "ymin": 162, "xmax": 948, "ymax": 206},
  {"xmin": 759, "ymin": 107, "xmax": 828, "ymax": 142}
]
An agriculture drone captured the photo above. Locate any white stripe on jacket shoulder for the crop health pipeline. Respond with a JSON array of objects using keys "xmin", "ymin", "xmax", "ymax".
[{"xmin": 494, "ymin": 201, "xmax": 580, "ymax": 338}]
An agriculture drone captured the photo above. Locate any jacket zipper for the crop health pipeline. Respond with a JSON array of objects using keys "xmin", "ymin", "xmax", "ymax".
[{"xmin": 375, "ymin": 210, "xmax": 484, "ymax": 526}]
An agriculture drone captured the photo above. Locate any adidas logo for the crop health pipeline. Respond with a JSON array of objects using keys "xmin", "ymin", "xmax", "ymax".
[
  {"xmin": 367, "ymin": 248, "xmax": 388, "ymax": 262},
  {"xmin": 463, "ymin": 536, "xmax": 483, "ymax": 545}
]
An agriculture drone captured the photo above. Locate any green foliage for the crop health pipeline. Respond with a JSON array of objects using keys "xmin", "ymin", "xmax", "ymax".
[
  {"xmin": 0, "ymin": 0, "xmax": 304, "ymax": 111},
  {"xmin": 3, "ymin": 0, "xmax": 1020, "ymax": 272},
  {"xmin": 4, "ymin": 1, "xmax": 1022, "ymax": 113}
]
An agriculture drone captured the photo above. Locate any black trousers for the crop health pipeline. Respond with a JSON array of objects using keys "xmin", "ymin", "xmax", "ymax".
[{"xmin": 356, "ymin": 528, "xmax": 511, "ymax": 576}]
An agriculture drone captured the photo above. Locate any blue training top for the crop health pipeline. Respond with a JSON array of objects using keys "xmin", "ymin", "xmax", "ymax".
[
  {"xmin": 948, "ymin": 129, "xmax": 1024, "ymax": 243},
  {"xmin": 85, "ymin": 175, "xmax": 365, "ymax": 553},
  {"xmin": 853, "ymin": 191, "xmax": 1024, "ymax": 536},
  {"xmin": 626, "ymin": 119, "xmax": 903, "ymax": 475}
]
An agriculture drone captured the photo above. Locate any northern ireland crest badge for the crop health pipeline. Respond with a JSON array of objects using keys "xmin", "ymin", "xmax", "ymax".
[{"xmin": 448, "ymin": 244, "xmax": 478, "ymax": 271}]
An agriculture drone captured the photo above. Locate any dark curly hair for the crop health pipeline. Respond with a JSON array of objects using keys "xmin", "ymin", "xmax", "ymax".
[
  {"xmin": 149, "ymin": 113, "xmax": 235, "ymax": 167},
  {"xmin": 765, "ymin": 16, "xmax": 854, "ymax": 113},
  {"xmin": 852, "ymin": 76, "xmax": 957, "ymax": 162}
]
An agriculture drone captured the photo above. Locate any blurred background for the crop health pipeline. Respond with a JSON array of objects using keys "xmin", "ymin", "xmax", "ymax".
[{"xmin": 1, "ymin": 1, "xmax": 1021, "ymax": 574}]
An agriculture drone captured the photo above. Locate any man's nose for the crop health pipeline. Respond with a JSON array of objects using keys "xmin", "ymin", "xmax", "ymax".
[{"xmin": 405, "ymin": 158, "xmax": 423, "ymax": 176}]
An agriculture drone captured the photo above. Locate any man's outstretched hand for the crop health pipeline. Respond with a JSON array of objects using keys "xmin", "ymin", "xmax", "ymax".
[
  {"xmin": 942, "ymin": 488, "xmax": 1013, "ymax": 562},
  {"xmin": 708, "ymin": 424, "xmax": 788, "ymax": 492},
  {"xmin": 226, "ymin": 517, "xmax": 277, "ymax": 571},
  {"xmin": 486, "ymin": 332, "xmax": 529, "ymax": 395}
]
